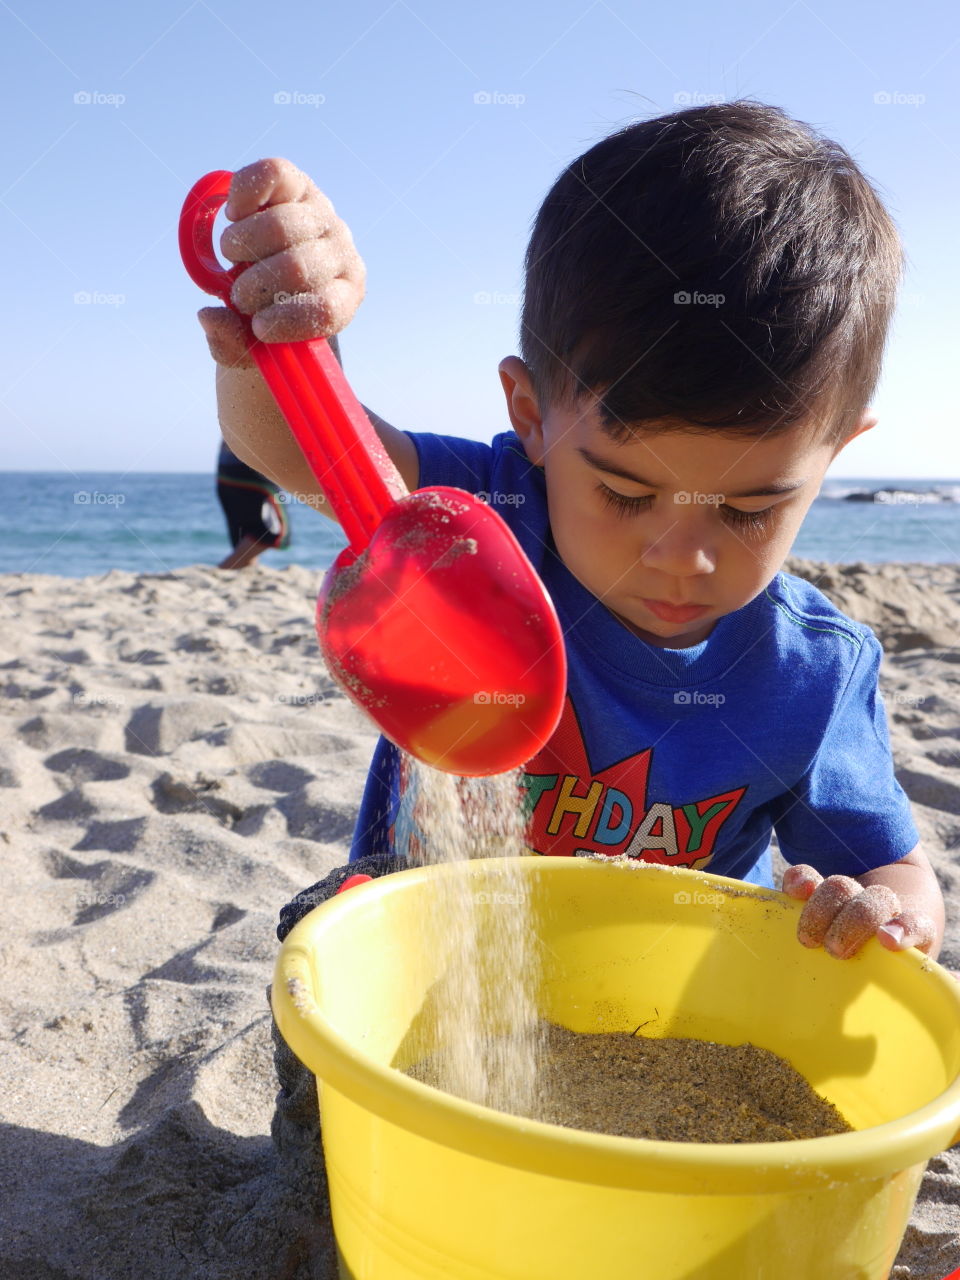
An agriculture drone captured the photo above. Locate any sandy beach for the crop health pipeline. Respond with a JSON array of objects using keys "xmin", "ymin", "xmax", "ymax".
[{"xmin": 2, "ymin": 556, "xmax": 959, "ymax": 1279}]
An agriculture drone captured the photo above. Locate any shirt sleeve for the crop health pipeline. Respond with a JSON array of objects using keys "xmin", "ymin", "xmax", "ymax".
[
  {"xmin": 771, "ymin": 631, "xmax": 920, "ymax": 877},
  {"xmin": 407, "ymin": 431, "xmax": 495, "ymax": 494}
]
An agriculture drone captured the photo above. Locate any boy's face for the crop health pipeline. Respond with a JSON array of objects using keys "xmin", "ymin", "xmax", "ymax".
[{"xmin": 499, "ymin": 358, "xmax": 875, "ymax": 649}]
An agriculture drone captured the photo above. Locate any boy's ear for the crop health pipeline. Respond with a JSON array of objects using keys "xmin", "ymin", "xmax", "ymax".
[
  {"xmin": 830, "ymin": 406, "xmax": 878, "ymax": 460},
  {"xmin": 498, "ymin": 356, "xmax": 545, "ymax": 465}
]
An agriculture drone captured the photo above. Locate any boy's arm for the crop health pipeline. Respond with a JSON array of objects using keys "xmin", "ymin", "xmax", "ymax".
[
  {"xmin": 782, "ymin": 846, "xmax": 944, "ymax": 961},
  {"xmin": 197, "ymin": 157, "xmax": 420, "ymax": 520},
  {"xmin": 207, "ymin": 328, "xmax": 419, "ymax": 518},
  {"xmin": 770, "ymin": 631, "xmax": 945, "ymax": 962}
]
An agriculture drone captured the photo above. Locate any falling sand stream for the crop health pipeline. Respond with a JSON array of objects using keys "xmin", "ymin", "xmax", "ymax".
[{"xmin": 400, "ymin": 757, "xmax": 545, "ymax": 1117}]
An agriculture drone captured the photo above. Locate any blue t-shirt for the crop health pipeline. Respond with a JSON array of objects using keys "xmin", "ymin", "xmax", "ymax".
[{"xmin": 349, "ymin": 431, "xmax": 919, "ymax": 888}]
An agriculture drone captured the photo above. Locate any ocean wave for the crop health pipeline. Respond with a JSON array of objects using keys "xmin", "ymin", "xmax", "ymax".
[{"xmin": 819, "ymin": 484, "xmax": 960, "ymax": 504}]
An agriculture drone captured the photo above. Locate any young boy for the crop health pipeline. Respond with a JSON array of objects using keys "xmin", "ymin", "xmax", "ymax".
[{"xmin": 199, "ymin": 99, "xmax": 944, "ymax": 965}]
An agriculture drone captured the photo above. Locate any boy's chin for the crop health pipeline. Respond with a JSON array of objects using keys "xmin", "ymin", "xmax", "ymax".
[{"xmin": 608, "ymin": 604, "xmax": 717, "ymax": 649}]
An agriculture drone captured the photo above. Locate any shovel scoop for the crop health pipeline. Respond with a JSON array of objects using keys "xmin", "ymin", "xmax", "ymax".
[{"xmin": 179, "ymin": 170, "xmax": 566, "ymax": 776}]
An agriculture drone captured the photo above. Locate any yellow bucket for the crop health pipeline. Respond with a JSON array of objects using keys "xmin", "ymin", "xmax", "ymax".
[{"xmin": 272, "ymin": 857, "xmax": 960, "ymax": 1279}]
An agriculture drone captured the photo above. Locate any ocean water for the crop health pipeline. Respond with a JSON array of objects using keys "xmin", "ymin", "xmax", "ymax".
[
  {"xmin": 1, "ymin": 472, "xmax": 958, "ymax": 579},
  {"xmin": 0, "ymin": 472, "xmax": 348, "ymax": 579}
]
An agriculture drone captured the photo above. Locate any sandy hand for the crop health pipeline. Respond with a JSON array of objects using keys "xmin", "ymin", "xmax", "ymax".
[
  {"xmin": 197, "ymin": 157, "xmax": 366, "ymax": 369},
  {"xmin": 781, "ymin": 865, "xmax": 937, "ymax": 959}
]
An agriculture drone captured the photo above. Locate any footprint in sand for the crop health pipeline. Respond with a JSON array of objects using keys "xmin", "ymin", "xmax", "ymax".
[
  {"xmin": 45, "ymin": 747, "xmax": 131, "ymax": 783},
  {"xmin": 39, "ymin": 849, "xmax": 154, "ymax": 925},
  {"xmin": 72, "ymin": 818, "xmax": 147, "ymax": 854},
  {"xmin": 246, "ymin": 760, "xmax": 316, "ymax": 792}
]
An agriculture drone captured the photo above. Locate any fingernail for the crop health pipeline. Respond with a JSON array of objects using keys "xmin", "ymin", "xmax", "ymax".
[{"xmin": 879, "ymin": 922, "xmax": 905, "ymax": 946}]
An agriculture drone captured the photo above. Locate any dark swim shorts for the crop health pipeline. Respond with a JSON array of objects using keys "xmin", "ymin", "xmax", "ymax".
[{"xmin": 216, "ymin": 442, "xmax": 291, "ymax": 550}]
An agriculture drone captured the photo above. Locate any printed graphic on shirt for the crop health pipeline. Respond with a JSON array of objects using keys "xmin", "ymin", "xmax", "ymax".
[{"xmin": 520, "ymin": 697, "xmax": 747, "ymax": 867}]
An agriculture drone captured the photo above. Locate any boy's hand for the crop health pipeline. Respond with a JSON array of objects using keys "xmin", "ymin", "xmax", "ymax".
[
  {"xmin": 197, "ymin": 157, "xmax": 365, "ymax": 369},
  {"xmin": 781, "ymin": 865, "xmax": 938, "ymax": 959}
]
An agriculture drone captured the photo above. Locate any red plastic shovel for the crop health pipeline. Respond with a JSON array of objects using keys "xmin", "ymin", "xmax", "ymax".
[{"xmin": 179, "ymin": 170, "xmax": 566, "ymax": 776}]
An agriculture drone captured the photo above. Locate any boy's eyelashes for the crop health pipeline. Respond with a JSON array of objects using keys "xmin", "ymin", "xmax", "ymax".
[{"xmin": 595, "ymin": 482, "xmax": 774, "ymax": 531}]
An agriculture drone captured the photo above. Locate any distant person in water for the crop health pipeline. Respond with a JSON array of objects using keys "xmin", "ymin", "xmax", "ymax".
[{"xmin": 215, "ymin": 439, "xmax": 290, "ymax": 569}]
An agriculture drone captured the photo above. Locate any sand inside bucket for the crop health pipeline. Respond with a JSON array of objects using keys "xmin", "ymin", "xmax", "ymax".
[{"xmin": 406, "ymin": 1020, "xmax": 853, "ymax": 1142}]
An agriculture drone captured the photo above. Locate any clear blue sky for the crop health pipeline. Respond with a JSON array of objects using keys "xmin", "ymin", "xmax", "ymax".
[{"xmin": 2, "ymin": 0, "xmax": 957, "ymax": 477}]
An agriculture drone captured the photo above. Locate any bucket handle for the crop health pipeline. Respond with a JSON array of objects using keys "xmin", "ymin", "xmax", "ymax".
[
  {"xmin": 273, "ymin": 878, "xmax": 373, "ymax": 1064},
  {"xmin": 276, "ymin": 944, "xmax": 322, "ymax": 1024}
]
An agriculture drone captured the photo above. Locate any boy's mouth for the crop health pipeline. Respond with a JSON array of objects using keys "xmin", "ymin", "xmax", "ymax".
[{"xmin": 641, "ymin": 598, "xmax": 710, "ymax": 623}]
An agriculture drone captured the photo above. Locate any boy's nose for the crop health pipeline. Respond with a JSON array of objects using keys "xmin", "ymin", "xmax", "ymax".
[{"xmin": 638, "ymin": 519, "xmax": 716, "ymax": 578}]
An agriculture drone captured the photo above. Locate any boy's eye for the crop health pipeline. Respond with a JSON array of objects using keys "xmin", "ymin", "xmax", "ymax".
[
  {"xmin": 597, "ymin": 484, "xmax": 654, "ymax": 517},
  {"xmin": 720, "ymin": 504, "xmax": 772, "ymax": 532},
  {"xmin": 596, "ymin": 483, "xmax": 774, "ymax": 532}
]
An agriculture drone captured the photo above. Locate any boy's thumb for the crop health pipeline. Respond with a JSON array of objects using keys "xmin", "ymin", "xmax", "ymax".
[{"xmin": 197, "ymin": 306, "xmax": 256, "ymax": 370}]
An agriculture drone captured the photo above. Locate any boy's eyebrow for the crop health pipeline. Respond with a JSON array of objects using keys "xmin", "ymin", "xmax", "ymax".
[{"xmin": 576, "ymin": 447, "xmax": 807, "ymax": 498}]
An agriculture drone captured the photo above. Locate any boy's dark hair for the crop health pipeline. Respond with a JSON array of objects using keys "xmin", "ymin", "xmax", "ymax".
[{"xmin": 520, "ymin": 100, "xmax": 903, "ymax": 444}]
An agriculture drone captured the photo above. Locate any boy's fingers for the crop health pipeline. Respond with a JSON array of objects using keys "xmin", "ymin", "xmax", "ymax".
[
  {"xmin": 781, "ymin": 864, "xmax": 822, "ymax": 900},
  {"xmin": 197, "ymin": 306, "xmax": 255, "ymax": 369},
  {"xmin": 220, "ymin": 198, "xmax": 337, "ymax": 264},
  {"xmin": 229, "ymin": 238, "xmax": 363, "ymax": 316},
  {"xmin": 251, "ymin": 279, "xmax": 362, "ymax": 343},
  {"xmin": 225, "ymin": 157, "xmax": 316, "ymax": 221},
  {"xmin": 820, "ymin": 884, "xmax": 902, "ymax": 959},
  {"xmin": 795, "ymin": 874, "xmax": 861, "ymax": 948},
  {"xmin": 877, "ymin": 911, "xmax": 937, "ymax": 954},
  {"xmin": 230, "ymin": 242, "xmax": 365, "ymax": 331}
]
